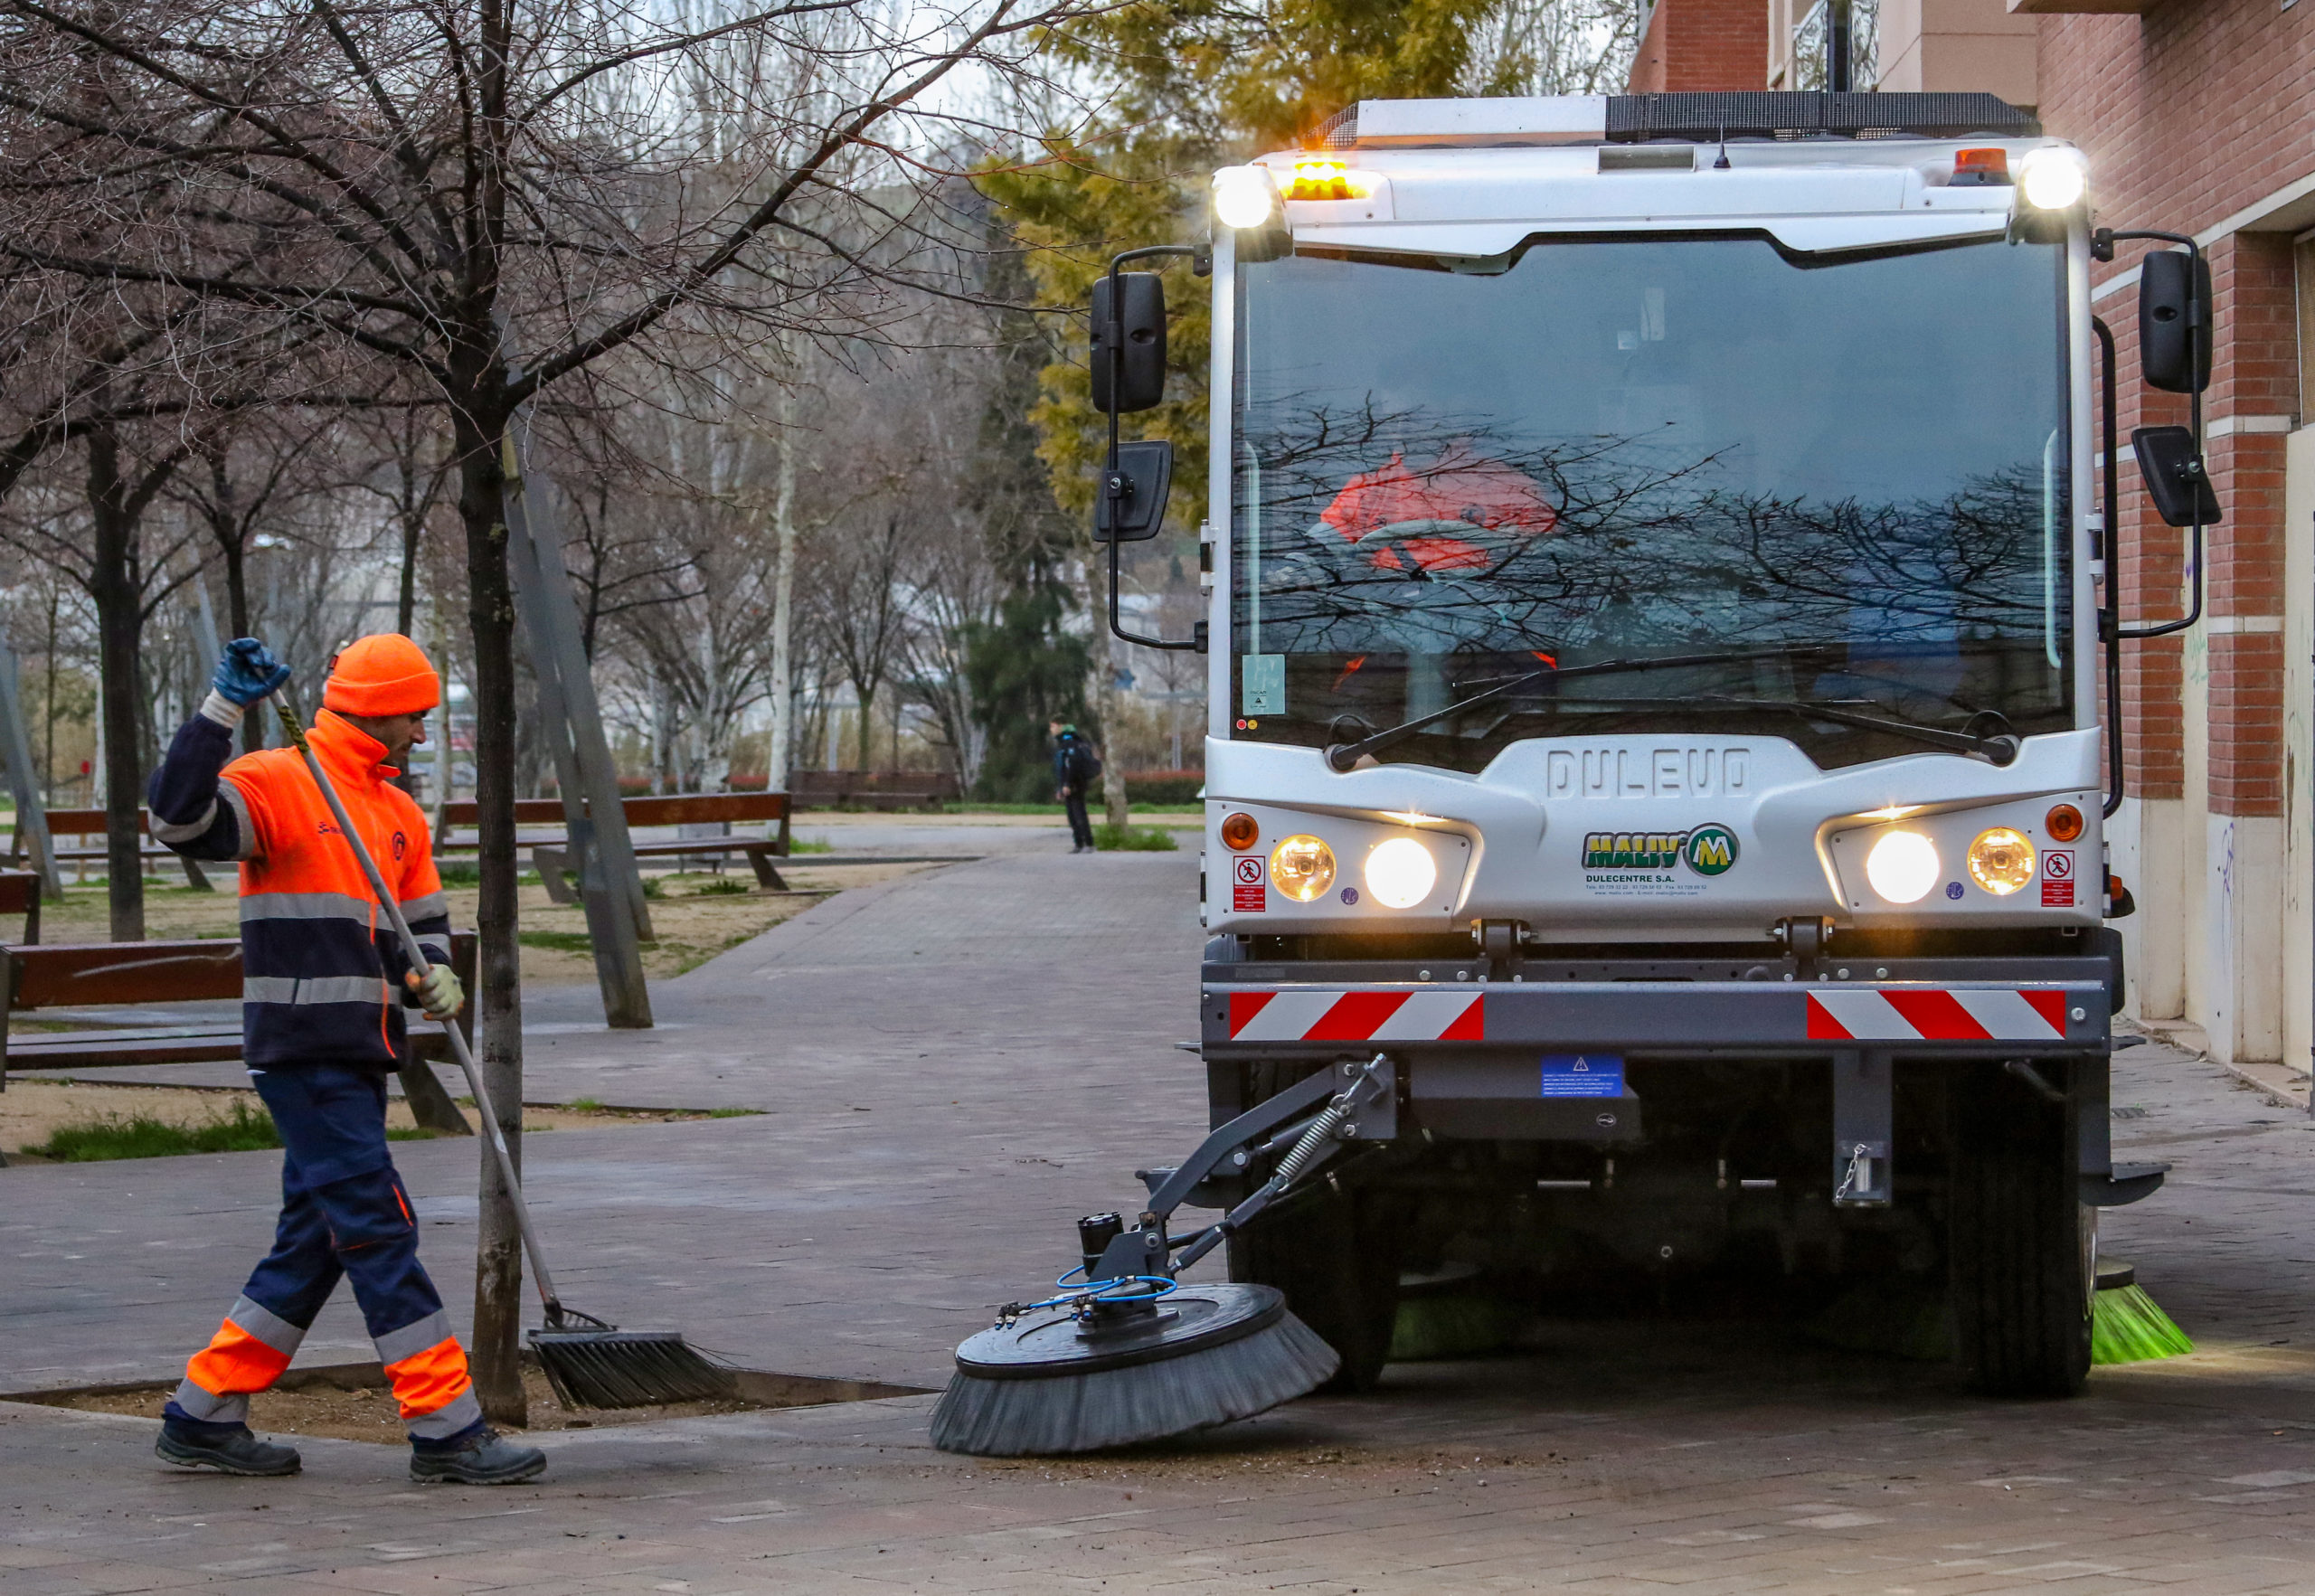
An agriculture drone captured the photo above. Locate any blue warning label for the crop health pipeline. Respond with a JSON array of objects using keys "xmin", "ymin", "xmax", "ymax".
[{"xmin": 1540, "ymin": 1055, "xmax": 1623, "ymax": 1098}]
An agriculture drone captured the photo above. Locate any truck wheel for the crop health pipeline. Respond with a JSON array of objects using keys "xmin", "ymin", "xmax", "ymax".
[
  {"xmin": 1225, "ymin": 1065, "xmax": 1401, "ymax": 1393},
  {"xmin": 1948, "ymin": 1063, "xmax": 2092, "ymax": 1398}
]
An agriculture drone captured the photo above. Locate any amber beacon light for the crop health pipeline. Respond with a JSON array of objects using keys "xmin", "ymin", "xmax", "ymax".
[{"xmin": 1221, "ymin": 811, "xmax": 1260, "ymax": 851}]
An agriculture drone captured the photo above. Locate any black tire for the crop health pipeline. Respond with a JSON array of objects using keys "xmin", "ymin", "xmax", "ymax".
[
  {"xmin": 1225, "ymin": 1063, "xmax": 1402, "ymax": 1393},
  {"xmin": 1948, "ymin": 1062, "xmax": 2092, "ymax": 1398}
]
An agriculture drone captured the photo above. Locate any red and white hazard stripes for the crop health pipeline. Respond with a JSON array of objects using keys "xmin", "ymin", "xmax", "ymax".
[
  {"xmin": 1806, "ymin": 987, "xmax": 2071, "ymax": 1043},
  {"xmin": 1228, "ymin": 989, "xmax": 1485, "ymax": 1044}
]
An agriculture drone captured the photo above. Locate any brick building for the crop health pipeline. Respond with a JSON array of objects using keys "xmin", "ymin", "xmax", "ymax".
[{"xmin": 1629, "ymin": 0, "xmax": 2315, "ymax": 1065}]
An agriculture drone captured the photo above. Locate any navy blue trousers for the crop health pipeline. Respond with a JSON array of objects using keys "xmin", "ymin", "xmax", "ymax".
[{"xmin": 168, "ymin": 1063, "xmax": 480, "ymax": 1441}]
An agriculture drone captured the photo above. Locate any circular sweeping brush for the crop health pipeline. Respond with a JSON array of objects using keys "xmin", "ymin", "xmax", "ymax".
[{"xmin": 930, "ymin": 1282, "xmax": 1338, "ymax": 1456}]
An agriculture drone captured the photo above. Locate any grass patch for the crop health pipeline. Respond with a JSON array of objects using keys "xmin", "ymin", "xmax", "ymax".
[
  {"xmin": 436, "ymin": 863, "xmax": 543, "ymax": 887},
  {"xmin": 707, "ymin": 1106, "xmax": 765, "ymax": 1118},
  {"xmin": 518, "ymin": 929, "xmax": 594, "ymax": 953},
  {"xmin": 1093, "ymin": 824, "xmax": 1179, "ymax": 852},
  {"xmin": 24, "ymin": 1100, "xmax": 436, "ymax": 1162},
  {"xmin": 786, "ymin": 837, "xmax": 834, "ymax": 854},
  {"xmin": 691, "ymin": 877, "xmax": 753, "ymax": 896},
  {"xmin": 567, "ymin": 1096, "xmax": 605, "ymax": 1112}
]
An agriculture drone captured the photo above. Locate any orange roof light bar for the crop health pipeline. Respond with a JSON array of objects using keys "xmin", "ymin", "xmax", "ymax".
[
  {"xmin": 1951, "ymin": 147, "xmax": 2010, "ymax": 187},
  {"xmin": 1287, "ymin": 157, "xmax": 1370, "ymax": 202}
]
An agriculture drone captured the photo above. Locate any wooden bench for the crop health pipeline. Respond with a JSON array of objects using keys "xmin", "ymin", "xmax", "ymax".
[
  {"xmin": 439, "ymin": 792, "xmax": 795, "ymax": 902},
  {"xmin": 0, "ymin": 931, "xmax": 480, "ymax": 1137},
  {"xmin": 14, "ymin": 807, "xmax": 216, "ymax": 891},
  {"xmin": 0, "ymin": 871, "xmax": 40, "ymax": 945},
  {"xmin": 787, "ymin": 770, "xmax": 959, "ymax": 811}
]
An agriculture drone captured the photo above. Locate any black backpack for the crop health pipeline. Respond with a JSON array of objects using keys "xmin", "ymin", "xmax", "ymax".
[{"xmin": 1069, "ymin": 741, "xmax": 1102, "ymax": 785}]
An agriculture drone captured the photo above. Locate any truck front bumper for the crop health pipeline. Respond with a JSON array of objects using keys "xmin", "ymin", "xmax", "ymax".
[{"xmin": 1201, "ymin": 978, "xmax": 2111, "ymax": 1060}]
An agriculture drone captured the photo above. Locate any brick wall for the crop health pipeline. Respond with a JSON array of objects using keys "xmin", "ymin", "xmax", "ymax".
[
  {"xmin": 2036, "ymin": 0, "xmax": 2311, "ymax": 820},
  {"xmin": 1627, "ymin": 0, "xmax": 1770, "ymax": 92}
]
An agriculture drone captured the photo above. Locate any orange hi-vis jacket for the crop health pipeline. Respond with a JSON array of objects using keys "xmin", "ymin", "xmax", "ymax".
[{"xmin": 149, "ymin": 708, "xmax": 452, "ymax": 1068}]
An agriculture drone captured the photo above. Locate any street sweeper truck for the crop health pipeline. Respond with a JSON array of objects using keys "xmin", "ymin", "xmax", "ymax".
[{"xmin": 932, "ymin": 90, "xmax": 2218, "ymax": 1457}]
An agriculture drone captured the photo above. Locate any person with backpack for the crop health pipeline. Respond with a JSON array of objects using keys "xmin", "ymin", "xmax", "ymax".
[{"xmin": 1050, "ymin": 719, "xmax": 1101, "ymax": 854}]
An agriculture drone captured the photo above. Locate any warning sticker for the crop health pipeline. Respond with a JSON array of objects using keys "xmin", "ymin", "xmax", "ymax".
[
  {"xmin": 1232, "ymin": 853, "xmax": 1267, "ymax": 912},
  {"xmin": 2042, "ymin": 848, "xmax": 2074, "ymax": 908},
  {"xmin": 1541, "ymin": 1054, "xmax": 1624, "ymax": 1098}
]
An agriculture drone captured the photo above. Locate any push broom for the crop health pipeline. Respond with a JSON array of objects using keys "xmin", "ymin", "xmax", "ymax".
[{"xmin": 273, "ymin": 696, "xmax": 732, "ymax": 1410}]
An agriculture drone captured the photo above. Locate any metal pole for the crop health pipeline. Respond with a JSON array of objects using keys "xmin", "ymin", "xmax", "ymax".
[
  {"xmin": 0, "ymin": 644, "xmax": 60, "ymax": 899},
  {"xmin": 506, "ymin": 415, "xmax": 657, "ymax": 944},
  {"xmin": 501, "ymin": 439, "xmax": 655, "ymax": 1029}
]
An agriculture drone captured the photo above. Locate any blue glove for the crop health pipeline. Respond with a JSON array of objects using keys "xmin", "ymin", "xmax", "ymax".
[{"xmin": 213, "ymin": 637, "xmax": 291, "ymax": 706}]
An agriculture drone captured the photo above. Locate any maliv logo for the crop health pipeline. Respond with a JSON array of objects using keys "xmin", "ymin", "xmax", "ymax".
[{"xmin": 1583, "ymin": 824, "xmax": 1740, "ymax": 876}]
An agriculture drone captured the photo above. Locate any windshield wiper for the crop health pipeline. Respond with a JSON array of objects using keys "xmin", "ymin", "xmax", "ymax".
[
  {"xmin": 1688, "ymin": 696, "xmax": 2019, "ymax": 766},
  {"xmin": 1323, "ymin": 647, "xmax": 1827, "ymax": 771},
  {"xmin": 1326, "ymin": 662, "xmax": 2022, "ymax": 772}
]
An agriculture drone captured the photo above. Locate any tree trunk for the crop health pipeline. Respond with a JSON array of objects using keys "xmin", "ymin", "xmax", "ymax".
[
  {"xmin": 397, "ymin": 500, "xmax": 422, "ymax": 638},
  {"xmin": 767, "ymin": 382, "xmax": 798, "ymax": 790},
  {"xmin": 855, "ymin": 684, "xmax": 876, "ymax": 770},
  {"xmin": 456, "ymin": 405, "xmax": 527, "ymax": 1428},
  {"xmin": 220, "ymin": 540, "xmax": 261, "ymax": 757},
  {"xmin": 85, "ymin": 429, "xmax": 146, "ymax": 943}
]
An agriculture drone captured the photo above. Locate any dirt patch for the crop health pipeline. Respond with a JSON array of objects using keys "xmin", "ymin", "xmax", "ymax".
[
  {"xmin": 1, "ymin": 1079, "xmax": 733, "ymax": 1161},
  {"xmin": 970, "ymin": 1440, "xmax": 1572, "ymax": 1487},
  {"xmin": 14, "ymin": 1362, "xmax": 923, "ymax": 1444}
]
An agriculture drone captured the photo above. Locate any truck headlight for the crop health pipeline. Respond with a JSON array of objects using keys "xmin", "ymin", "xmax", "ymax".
[
  {"xmin": 1271, "ymin": 835, "xmax": 1336, "ymax": 902},
  {"xmin": 1865, "ymin": 831, "xmax": 1940, "ymax": 904},
  {"xmin": 2018, "ymin": 147, "xmax": 2086, "ymax": 211},
  {"xmin": 1967, "ymin": 827, "xmax": 2036, "ymax": 895},
  {"xmin": 1213, "ymin": 165, "xmax": 1282, "ymax": 231},
  {"xmin": 1364, "ymin": 836, "xmax": 1436, "ymax": 909}
]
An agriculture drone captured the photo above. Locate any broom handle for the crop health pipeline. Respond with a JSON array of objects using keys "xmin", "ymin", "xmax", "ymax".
[{"xmin": 271, "ymin": 699, "xmax": 568, "ymax": 1317}]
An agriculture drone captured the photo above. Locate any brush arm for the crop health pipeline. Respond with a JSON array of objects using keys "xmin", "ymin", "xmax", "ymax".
[{"xmin": 271, "ymin": 700, "xmax": 570, "ymax": 1319}]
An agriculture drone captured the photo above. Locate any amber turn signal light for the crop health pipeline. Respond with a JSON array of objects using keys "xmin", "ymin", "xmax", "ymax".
[
  {"xmin": 1221, "ymin": 811, "xmax": 1260, "ymax": 850},
  {"xmin": 2045, "ymin": 803, "xmax": 2084, "ymax": 843}
]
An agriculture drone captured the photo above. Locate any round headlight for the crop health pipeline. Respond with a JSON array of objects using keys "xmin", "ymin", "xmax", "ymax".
[
  {"xmin": 1865, "ymin": 830, "xmax": 1941, "ymax": 905},
  {"xmin": 1271, "ymin": 835, "xmax": 1336, "ymax": 902},
  {"xmin": 1364, "ymin": 836, "xmax": 1437, "ymax": 909},
  {"xmin": 2019, "ymin": 147, "xmax": 2086, "ymax": 211},
  {"xmin": 1220, "ymin": 811, "xmax": 1260, "ymax": 851},
  {"xmin": 1213, "ymin": 165, "xmax": 1279, "ymax": 230},
  {"xmin": 1967, "ymin": 827, "xmax": 2036, "ymax": 895}
]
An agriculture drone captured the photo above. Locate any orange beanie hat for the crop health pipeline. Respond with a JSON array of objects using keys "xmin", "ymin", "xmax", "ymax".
[{"xmin": 324, "ymin": 634, "xmax": 441, "ymax": 717}]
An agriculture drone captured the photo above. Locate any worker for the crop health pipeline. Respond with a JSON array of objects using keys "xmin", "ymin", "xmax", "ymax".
[
  {"xmin": 144, "ymin": 634, "xmax": 546, "ymax": 1487},
  {"xmin": 1050, "ymin": 718, "xmax": 1100, "ymax": 853}
]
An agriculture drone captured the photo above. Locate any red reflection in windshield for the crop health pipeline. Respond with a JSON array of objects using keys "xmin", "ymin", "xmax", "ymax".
[{"xmin": 1318, "ymin": 443, "xmax": 1559, "ymax": 573}]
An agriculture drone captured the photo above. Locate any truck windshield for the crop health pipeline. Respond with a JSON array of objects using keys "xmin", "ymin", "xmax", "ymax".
[{"xmin": 1229, "ymin": 234, "xmax": 2071, "ymax": 773}]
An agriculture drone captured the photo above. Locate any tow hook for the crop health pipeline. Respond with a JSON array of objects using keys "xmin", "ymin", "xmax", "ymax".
[
  {"xmin": 1475, "ymin": 920, "xmax": 1526, "ymax": 980},
  {"xmin": 1772, "ymin": 916, "xmax": 1833, "ymax": 979}
]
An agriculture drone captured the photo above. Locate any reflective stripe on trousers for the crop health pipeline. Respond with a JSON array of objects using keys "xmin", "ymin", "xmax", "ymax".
[{"xmin": 173, "ymin": 1295, "xmax": 307, "ymax": 1425}]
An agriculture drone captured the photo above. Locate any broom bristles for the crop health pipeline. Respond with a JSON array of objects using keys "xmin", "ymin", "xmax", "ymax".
[
  {"xmin": 930, "ymin": 1311, "xmax": 1338, "ymax": 1456},
  {"xmin": 2092, "ymin": 1281, "xmax": 2194, "ymax": 1365},
  {"xmin": 533, "ymin": 1329, "xmax": 737, "ymax": 1409}
]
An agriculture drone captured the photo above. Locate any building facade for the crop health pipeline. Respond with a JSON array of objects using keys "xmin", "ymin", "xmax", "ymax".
[{"xmin": 1627, "ymin": 0, "xmax": 2315, "ymax": 1065}]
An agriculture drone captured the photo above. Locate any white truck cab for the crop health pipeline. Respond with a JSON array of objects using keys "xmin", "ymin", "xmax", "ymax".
[{"xmin": 1089, "ymin": 90, "xmax": 2204, "ymax": 1401}]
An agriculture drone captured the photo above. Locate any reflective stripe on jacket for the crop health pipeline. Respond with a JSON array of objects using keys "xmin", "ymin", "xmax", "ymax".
[{"xmin": 148, "ymin": 709, "xmax": 451, "ymax": 1068}]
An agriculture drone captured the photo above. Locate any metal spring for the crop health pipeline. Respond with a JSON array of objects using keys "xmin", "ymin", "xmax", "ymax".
[{"xmin": 1271, "ymin": 1099, "xmax": 1350, "ymax": 1186}]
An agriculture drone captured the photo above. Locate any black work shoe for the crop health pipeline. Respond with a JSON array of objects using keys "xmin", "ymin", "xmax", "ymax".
[
  {"xmin": 156, "ymin": 1424, "xmax": 302, "ymax": 1477},
  {"xmin": 410, "ymin": 1427, "xmax": 546, "ymax": 1485}
]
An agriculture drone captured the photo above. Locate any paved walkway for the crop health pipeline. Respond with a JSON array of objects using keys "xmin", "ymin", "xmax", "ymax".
[
  {"xmin": 10, "ymin": 843, "xmax": 2315, "ymax": 1590},
  {"xmin": 2, "ymin": 848, "xmax": 1205, "ymax": 1392}
]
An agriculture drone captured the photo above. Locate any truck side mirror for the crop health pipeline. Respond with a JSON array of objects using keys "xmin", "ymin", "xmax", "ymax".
[
  {"xmin": 2138, "ymin": 250, "xmax": 2211, "ymax": 393},
  {"xmin": 1094, "ymin": 440, "xmax": 1172, "ymax": 541},
  {"xmin": 2131, "ymin": 426, "xmax": 2223, "ymax": 528},
  {"xmin": 1091, "ymin": 273, "xmax": 1167, "ymax": 414}
]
